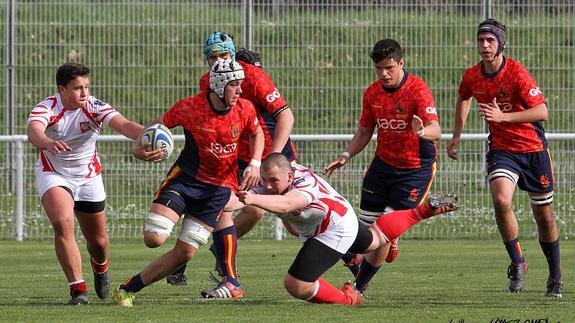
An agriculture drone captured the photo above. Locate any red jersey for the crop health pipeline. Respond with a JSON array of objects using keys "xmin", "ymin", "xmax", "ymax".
[
  {"xmin": 459, "ymin": 58, "xmax": 547, "ymax": 153},
  {"xmin": 200, "ymin": 61, "xmax": 297, "ymax": 163},
  {"xmin": 360, "ymin": 73, "xmax": 438, "ymax": 169},
  {"xmin": 162, "ymin": 92, "xmax": 260, "ymax": 190}
]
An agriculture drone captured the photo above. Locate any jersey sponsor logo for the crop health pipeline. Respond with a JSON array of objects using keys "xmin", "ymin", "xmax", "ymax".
[
  {"xmin": 80, "ymin": 121, "xmax": 91, "ymax": 133},
  {"xmin": 529, "ymin": 87, "xmax": 542, "ymax": 97},
  {"xmin": 376, "ymin": 118, "xmax": 408, "ymax": 130},
  {"xmin": 93, "ymin": 99, "xmax": 106, "ymax": 106},
  {"xmin": 499, "ymin": 102, "xmax": 513, "ymax": 112},
  {"xmin": 425, "ymin": 106, "xmax": 437, "ymax": 115},
  {"xmin": 293, "ymin": 177, "xmax": 305, "ymax": 186},
  {"xmin": 209, "ymin": 142, "xmax": 237, "ymax": 157},
  {"xmin": 265, "ymin": 88, "xmax": 282, "ymax": 103},
  {"xmin": 196, "ymin": 125, "xmax": 215, "ymax": 133}
]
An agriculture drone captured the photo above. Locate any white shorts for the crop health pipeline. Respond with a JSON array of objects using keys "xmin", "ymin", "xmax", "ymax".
[
  {"xmin": 36, "ymin": 172, "xmax": 106, "ymax": 202},
  {"xmin": 308, "ymin": 210, "xmax": 359, "ymax": 254}
]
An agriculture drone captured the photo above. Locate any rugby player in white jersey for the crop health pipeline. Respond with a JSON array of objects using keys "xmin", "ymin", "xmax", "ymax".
[
  {"xmin": 27, "ymin": 62, "xmax": 158, "ymax": 305},
  {"xmin": 230, "ymin": 153, "xmax": 459, "ymax": 305}
]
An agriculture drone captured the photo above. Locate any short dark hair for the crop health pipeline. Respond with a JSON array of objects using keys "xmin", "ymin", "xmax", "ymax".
[
  {"xmin": 262, "ymin": 152, "xmax": 292, "ymax": 173},
  {"xmin": 56, "ymin": 63, "xmax": 90, "ymax": 87},
  {"xmin": 370, "ymin": 39, "xmax": 403, "ymax": 63}
]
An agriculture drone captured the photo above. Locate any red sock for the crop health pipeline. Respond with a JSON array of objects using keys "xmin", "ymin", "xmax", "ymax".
[
  {"xmin": 374, "ymin": 205, "xmax": 431, "ymax": 241},
  {"xmin": 68, "ymin": 280, "xmax": 88, "ymax": 294},
  {"xmin": 90, "ymin": 257, "xmax": 109, "ymax": 274},
  {"xmin": 309, "ymin": 277, "xmax": 350, "ymax": 305}
]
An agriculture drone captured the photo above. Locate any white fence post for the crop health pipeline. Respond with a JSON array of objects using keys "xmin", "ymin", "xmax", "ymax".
[{"xmin": 15, "ymin": 140, "xmax": 24, "ymax": 241}]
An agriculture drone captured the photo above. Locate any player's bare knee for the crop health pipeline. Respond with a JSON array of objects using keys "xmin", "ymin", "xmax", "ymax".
[
  {"xmin": 283, "ymin": 275, "xmax": 301, "ymax": 298},
  {"xmin": 89, "ymin": 232, "xmax": 109, "ymax": 249},
  {"xmin": 51, "ymin": 217, "xmax": 76, "ymax": 236},
  {"xmin": 143, "ymin": 212, "xmax": 175, "ymax": 248}
]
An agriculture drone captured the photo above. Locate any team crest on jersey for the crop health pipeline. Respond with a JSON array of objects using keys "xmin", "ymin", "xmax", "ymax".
[
  {"xmin": 395, "ymin": 103, "xmax": 407, "ymax": 117},
  {"xmin": 79, "ymin": 121, "xmax": 91, "ymax": 133},
  {"xmin": 230, "ymin": 124, "xmax": 240, "ymax": 138},
  {"xmin": 408, "ymin": 188, "xmax": 419, "ymax": 202},
  {"xmin": 498, "ymin": 87, "xmax": 510, "ymax": 98},
  {"xmin": 540, "ymin": 175, "xmax": 550, "ymax": 188}
]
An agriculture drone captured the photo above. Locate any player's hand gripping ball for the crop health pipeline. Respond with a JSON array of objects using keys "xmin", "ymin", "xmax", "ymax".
[{"xmin": 141, "ymin": 124, "xmax": 174, "ymax": 161}]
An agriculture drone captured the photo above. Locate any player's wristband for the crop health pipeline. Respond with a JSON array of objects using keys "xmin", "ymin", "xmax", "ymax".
[
  {"xmin": 341, "ymin": 151, "xmax": 351, "ymax": 159},
  {"xmin": 416, "ymin": 128, "xmax": 425, "ymax": 137},
  {"xmin": 249, "ymin": 159, "xmax": 261, "ymax": 168}
]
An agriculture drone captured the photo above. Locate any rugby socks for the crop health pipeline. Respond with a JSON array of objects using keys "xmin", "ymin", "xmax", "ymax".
[
  {"xmin": 504, "ymin": 238, "xmax": 525, "ymax": 264},
  {"xmin": 539, "ymin": 239, "xmax": 561, "ymax": 280},
  {"xmin": 354, "ymin": 259, "xmax": 380, "ymax": 293},
  {"xmin": 341, "ymin": 251, "xmax": 357, "ymax": 264},
  {"xmin": 172, "ymin": 263, "xmax": 187, "ymax": 275},
  {"xmin": 213, "ymin": 225, "xmax": 240, "ymax": 287},
  {"xmin": 374, "ymin": 205, "xmax": 430, "ymax": 242},
  {"xmin": 68, "ymin": 280, "xmax": 88, "ymax": 294},
  {"xmin": 120, "ymin": 274, "xmax": 145, "ymax": 293},
  {"xmin": 308, "ymin": 278, "xmax": 351, "ymax": 305},
  {"xmin": 90, "ymin": 257, "xmax": 109, "ymax": 274}
]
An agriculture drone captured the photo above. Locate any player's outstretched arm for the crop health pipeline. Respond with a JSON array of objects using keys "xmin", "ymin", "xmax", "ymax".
[
  {"xmin": 27, "ymin": 121, "xmax": 71, "ymax": 153},
  {"xmin": 108, "ymin": 114, "xmax": 144, "ymax": 141},
  {"xmin": 131, "ymin": 117, "xmax": 165, "ymax": 162},
  {"xmin": 241, "ymin": 126, "xmax": 265, "ymax": 191},
  {"xmin": 238, "ymin": 190, "xmax": 308, "ymax": 214},
  {"xmin": 323, "ymin": 125, "xmax": 373, "ymax": 177}
]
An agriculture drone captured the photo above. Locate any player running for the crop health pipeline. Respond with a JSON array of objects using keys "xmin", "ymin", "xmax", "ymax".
[
  {"xmin": 324, "ymin": 39, "xmax": 441, "ymax": 295},
  {"xmin": 113, "ymin": 59, "xmax": 264, "ymax": 307},
  {"xmin": 27, "ymin": 63, "xmax": 146, "ymax": 305},
  {"xmin": 167, "ymin": 32, "xmax": 298, "ymax": 300},
  {"xmin": 447, "ymin": 19, "xmax": 562, "ymax": 297}
]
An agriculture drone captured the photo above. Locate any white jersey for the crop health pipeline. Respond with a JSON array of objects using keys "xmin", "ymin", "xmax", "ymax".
[
  {"xmin": 260, "ymin": 164, "xmax": 357, "ymax": 242},
  {"xmin": 28, "ymin": 93, "xmax": 120, "ymax": 178}
]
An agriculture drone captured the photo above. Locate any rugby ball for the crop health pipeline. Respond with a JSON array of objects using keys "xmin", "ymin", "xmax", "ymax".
[{"xmin": 141, "ymin": 124, "xmax": 174, "ymax": 161}]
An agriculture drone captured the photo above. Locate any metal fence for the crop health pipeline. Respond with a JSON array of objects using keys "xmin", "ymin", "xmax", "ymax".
[{"xmin": 1, "ymin": 0, "xmax": 574, "ymax": 240}]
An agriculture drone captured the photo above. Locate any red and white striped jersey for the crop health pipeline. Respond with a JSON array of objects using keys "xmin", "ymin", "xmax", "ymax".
[
  {"xmin": 27, "ymin": 93, "xmax": 120, "ymax": 178},
  {"xmin": 257, "ymin": 164, "xmax": 356, "ymax": 240}
]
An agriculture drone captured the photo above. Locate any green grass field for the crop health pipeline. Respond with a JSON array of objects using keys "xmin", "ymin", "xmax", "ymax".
[{"xmin": 1, "ymin": 239, "xmax": 573, "ymax": 322}]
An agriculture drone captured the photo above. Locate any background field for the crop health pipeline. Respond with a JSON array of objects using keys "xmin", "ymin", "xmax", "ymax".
[{"xmin": 1, "ymin": 239, "xmax": 574, "ymax": 322}]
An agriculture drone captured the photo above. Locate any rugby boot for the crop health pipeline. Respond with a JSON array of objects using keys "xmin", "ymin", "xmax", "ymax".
[{"xmin": 507, "ymin": 262, "xmax": 528, "ymax": 293}]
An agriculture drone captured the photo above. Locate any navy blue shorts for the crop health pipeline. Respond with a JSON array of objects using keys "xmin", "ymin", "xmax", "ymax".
[
  {"xmin": 154, "ymin": 171, "xmax": 231, "ymax": 228},
  {"xmin": 361, "ymin": 156, "xmax": 435, "ymax": 212},
  {"xmin": 486, "ymin": 150, "xmax": 553, "ymax": 193}
]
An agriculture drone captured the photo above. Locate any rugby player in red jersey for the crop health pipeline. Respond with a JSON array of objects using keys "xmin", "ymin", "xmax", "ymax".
[
  {"xmin": 323, "ymin": 39, "xmax": 441, "ymax": 295},
  {"xmin": 168, "ymin": 32, "xmax": 298, "ymax": 299},
  {"xmin": 447, "ymin": 19, "xmax": 562, "ymax": 297},
  {"xmin": 113, "ymin": 59, "xmax": 264, "ymax": 307}
]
